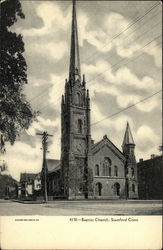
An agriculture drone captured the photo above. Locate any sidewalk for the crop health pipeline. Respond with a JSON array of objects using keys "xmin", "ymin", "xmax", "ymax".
[{"xmin": 9, "ymin": 198, "xmax": 162, "ymax": 204}]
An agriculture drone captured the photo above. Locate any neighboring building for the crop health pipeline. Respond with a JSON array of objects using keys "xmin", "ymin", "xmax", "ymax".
[
  {"xmin": 137, "ymin": 155, "xmax": 163, "ymax": 200},
  {"xmin": 20, "ymin": 173, "xmax": 41, "ymax": 198},
  {"xmin": 0, "ymin": 174, "xmax": 18, "ymax": 199},
  {"xmin": 43, "ymin": 0, "xmax": 139, "ymax": 200},
  {"xmin": 46, "ymin": 159, "xmax": 61, "ymax": 196}
]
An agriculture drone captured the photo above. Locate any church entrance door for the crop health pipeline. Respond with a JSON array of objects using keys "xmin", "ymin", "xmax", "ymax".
[{"xmin": 114, "ymin": 183, "xmax": 120, "ymax": 196}]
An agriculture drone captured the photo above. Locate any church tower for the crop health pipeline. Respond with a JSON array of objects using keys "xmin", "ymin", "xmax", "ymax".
[
  {"xmin": 122, "ymin": 122, "xmax": 138, "ymax": 199},
  {"xmin": 61, "ymin": 0, "xmax": 93, "ymax": 199}
]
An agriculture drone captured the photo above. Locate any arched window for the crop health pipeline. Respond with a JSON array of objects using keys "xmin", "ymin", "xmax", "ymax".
[
  {"xmin": 76, "ymin": 92, "xmax": 81, "ymax": 105},
  {"xmin": 132, "ymin": 184, "xmax": 135, "ymax": 193},
  {"xmin": 103, "ymin": 157, "xmax": 112, "ymax": 176},
  {"xmin": 95, "ymin": 164, "xmax": 99, "ymax": 176},
  {"xmin": 77, "ymin": 119, "xmax": 82, "ymax": 133},
  {"xmin": 114, "ymin": 166, "xmax": 118, "ymax": 176},
  {"xmin": 131, "ymin": 168, "xmax": 134, "ymax": 177},
  {"xmin": 109, "ymin": 167, "xmax": 111, "ymax": 176}
]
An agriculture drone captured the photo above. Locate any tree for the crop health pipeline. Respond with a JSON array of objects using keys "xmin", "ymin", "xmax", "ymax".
[{"xmin": 0, "ymin": 0, "xmax": 36, "ymax": 146}]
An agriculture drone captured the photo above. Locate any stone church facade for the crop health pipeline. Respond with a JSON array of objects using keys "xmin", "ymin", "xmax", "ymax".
[{"xmin": 43, "ymin": 0, "xmax": 138, "ymax": 200}]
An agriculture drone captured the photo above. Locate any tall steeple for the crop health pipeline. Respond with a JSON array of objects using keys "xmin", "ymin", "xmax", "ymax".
[
  {"xmin": 61, "ymin": 0, "xmax": 93, "ymax": 200},
  {"xmin": 69, "ymin": 0, "xmax": 81, "ymax": 81}
]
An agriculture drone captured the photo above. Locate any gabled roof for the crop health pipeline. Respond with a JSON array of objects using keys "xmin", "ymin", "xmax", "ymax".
[
  {"xmin": 46, "ymin": 159, "xmax": 60, "ymax": 173},
  {"xmin": 122, "ymin": 122, "xmax": 135, "ymax": 147},
  {"xmin": 91, "ymin": 135, "xmax": 125, "ymax": 162}
]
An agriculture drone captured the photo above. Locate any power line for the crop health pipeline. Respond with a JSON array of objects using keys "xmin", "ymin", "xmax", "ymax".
[
  {"xmin": 86, "ymin": 34, "xmax": 161, "ymax": 85},
  {"xmin": 36, "ymin": 131, "xmax": 53, "ymax": 202},
  {"xmin": 33, "ymin": 32, "xmax": 161, "ymax": 110},
  {"xmin": 2, "ymin": 34, "xmax": 161, "ymax": 117},
  {"xmin": 39, "ymin": 36, "xmax": 161, "ymax": 116},
  {"xmin": 32, "ymin": 14, "xmax": 161, "ymax": 106},
  {"xmin": 91, "ymin": 90, "xmax": 162, "ymax": 127},
  {"xmin": 87, "ymin": 18, "xmax": 160, "ymax": 79},
  {"xmin": 38, "ymin": 89, "xmax": 162, "ymax": 142},
  {"xmin": 27, "ymin": 2, "xmax": 161, "ymax": 105},
  {"xmin": 82, "ymin": 2, "xmax": 160, "ymax": 64},
  {"xmin": 100, "ymin": 18, "xmax": 161, "ymax": 64}
]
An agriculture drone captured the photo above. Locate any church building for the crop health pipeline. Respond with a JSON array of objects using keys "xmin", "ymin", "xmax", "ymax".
[{"xmin": 43, "ymin": 0, "xmax": 138, "ymax": 200}]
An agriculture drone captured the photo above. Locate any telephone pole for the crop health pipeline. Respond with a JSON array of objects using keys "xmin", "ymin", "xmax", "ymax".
[{"xmin": 36, "ymin": 131, "xmax": 53, "ymax": 203}]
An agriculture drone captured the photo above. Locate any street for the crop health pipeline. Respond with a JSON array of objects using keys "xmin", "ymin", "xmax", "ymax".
[{"xmin": 0, "ymin": 199, "xmax": 162, "ymax": 215}]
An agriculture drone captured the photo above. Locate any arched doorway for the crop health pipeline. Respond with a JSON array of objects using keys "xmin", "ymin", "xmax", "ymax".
[
  {"xmin": 95, "ymin": 182, "xmax": 102, "ymax": 196},
  {"xmin": 114, "ymin": 183, "xmax": 120, "ymax": 196}
]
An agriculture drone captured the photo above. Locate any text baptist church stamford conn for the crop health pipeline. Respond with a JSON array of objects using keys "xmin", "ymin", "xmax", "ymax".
[{"xmin": 41, "ymin": 0, "xmax": 139, "ymax": 200}]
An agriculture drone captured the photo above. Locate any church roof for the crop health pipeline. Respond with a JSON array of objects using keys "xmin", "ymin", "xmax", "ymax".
[
  {"xmin": 69, "ymin": 0, "xmax": 81, "ymax": 81},
  {"xmin": 46, "ymin": 159, "xmax": 60, "ymax": 173},
  {"xmin": 91, "ymin": 135, "xmax": 125, "ymax": 162},
  {"xmin": 122, "ymin": 122, "xmax": 135, "ymax": 146}
]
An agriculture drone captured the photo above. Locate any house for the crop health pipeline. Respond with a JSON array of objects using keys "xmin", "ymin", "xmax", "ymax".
[{"xmin": 20, "ymin": 173, "xmax": 41, "ymax": 198}]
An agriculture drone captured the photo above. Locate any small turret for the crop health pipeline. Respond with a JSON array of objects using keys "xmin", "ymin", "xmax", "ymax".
[
  {"xmin": 86, "ymin": 89, "xmax": 90, "ymax": 108},
  {"xmin": 61, "ymin": 95, "xmax": 64, "ymax": 105},
  {"xmin": 82, "ymin": 74, "xmax": 86, "ymax": 88},
  {"xmin": 122, "ymin": 122, "xmax": 138, "ymax": 199},
  {"xmin": 122, "ymin": 122, "xmax": 135, "ymax": 157},
  {"xmin": 87, "ymin": 89, "xmax": 90, "ymax": 99}
]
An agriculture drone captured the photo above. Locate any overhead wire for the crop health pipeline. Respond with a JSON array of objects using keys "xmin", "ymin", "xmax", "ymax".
[
  {"xmin": 39, "ymin": 34, "xmax": 162, "ymax": 115},
  {"xmin": 38, "ymin": 9, "xmax": 162, "ymax": 113},
  {"xmin": 86, "ymin": 35, "xmax": 161, "ymax": 85},
  {"xmin": 27, "ymin": 2, "xmax": 161, "ymax": 105},
  {"xmin": 2, "ymin": 33, "xmax": 161, "ymax": 117},
  {"xmin": 40, "ymin": 89, "xmax": 162, "ymax": 142},
  {"xmin": 91, "ymin": 90, "xmax": 162, "ymax": 127},
  {"xmin": 99, "ymin": 16, "xmax": 161, "ymax": 64},
  {"xmin": 82, "ymin": 2, "xmax": 160, "ymax": 64},
  {"xmin": 30, "ymin": 12, "xmax": 162, "ymax": 108}
]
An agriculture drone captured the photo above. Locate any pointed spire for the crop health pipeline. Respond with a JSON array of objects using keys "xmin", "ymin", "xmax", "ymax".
[
  {"xmin": 87, "ymin": 89, "xmax": 90, "ymax": 99},
  {"xmin": 122, "ymin": 122, "xmax": 135, "ymax": 147},
  {"xmin": 82, "ymin": 74, "xmax": 86, "ymax": 87},
  {"xmin": 69, "ymin": 0, "xmax": 81, "ymax": 81},
  {"xmin": 61, "ymin": 95, "xmax": 64, "ymax": 105}
]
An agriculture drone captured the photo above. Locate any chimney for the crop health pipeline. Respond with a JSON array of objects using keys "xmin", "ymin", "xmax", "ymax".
[{"xmin": 139, "ymin": 158, "xmax": 143, "ymax": 163}]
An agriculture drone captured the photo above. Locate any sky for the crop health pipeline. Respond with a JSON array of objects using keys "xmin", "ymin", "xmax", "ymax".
[{"xmin": 3, "ymin": 0, "xmax": 162, "ymax": 180}]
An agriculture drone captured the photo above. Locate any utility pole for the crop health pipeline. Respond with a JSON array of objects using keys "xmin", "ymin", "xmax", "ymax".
[{"xmin": 36, "ymin": 131, "xmax": 53, "ymax": 203}]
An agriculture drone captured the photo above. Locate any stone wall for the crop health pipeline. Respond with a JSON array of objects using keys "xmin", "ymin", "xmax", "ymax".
[{"xmin": 91, "ymin": 143, "xmax": 126, "ymax": 199}]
